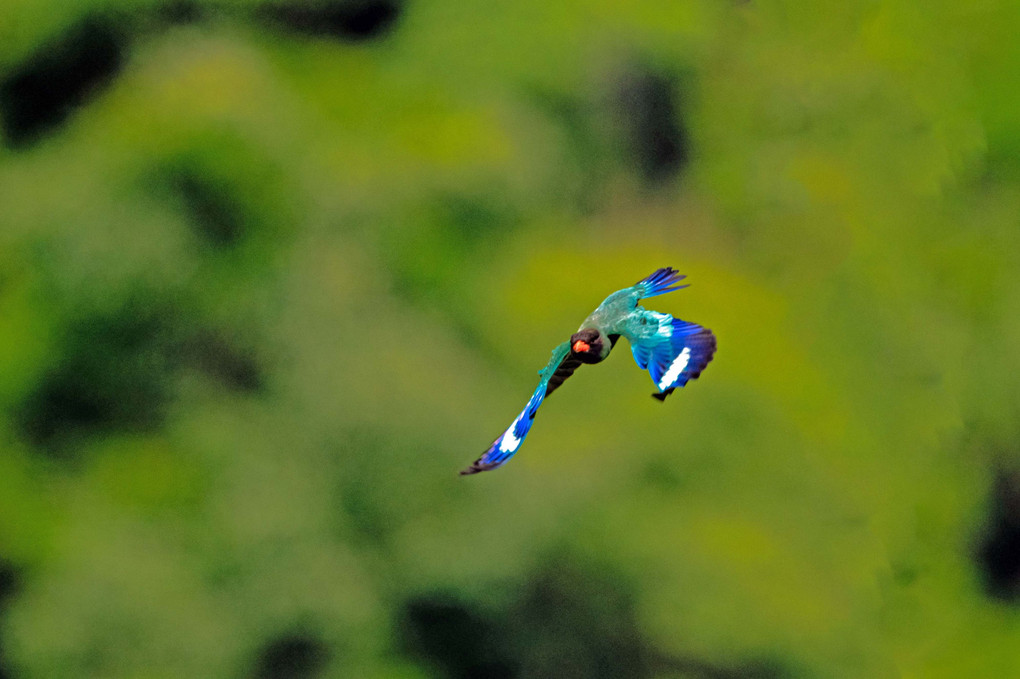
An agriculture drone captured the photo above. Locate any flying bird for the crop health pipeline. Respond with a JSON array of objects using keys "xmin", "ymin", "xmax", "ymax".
[{"xmin": 461, "ymin": 267, "xmax": 716, "ymax": 475}]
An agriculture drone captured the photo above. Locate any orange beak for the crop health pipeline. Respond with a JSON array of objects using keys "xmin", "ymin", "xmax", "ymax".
[{"xmin": 572, "ymin": 340, "xmax": 590, "ymax": 353}]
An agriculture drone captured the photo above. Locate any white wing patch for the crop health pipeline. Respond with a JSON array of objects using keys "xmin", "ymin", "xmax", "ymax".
[
  {"xmin": 499, "ymin": 416, "xmax": 523, "ymax": 453},
  {"xmin": 657, "ymin": 347, "xmax": 691, "ymax": 390}
]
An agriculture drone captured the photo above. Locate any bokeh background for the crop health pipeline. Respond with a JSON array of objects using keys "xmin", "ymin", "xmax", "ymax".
[{"xmin": 1, "ymin": 0, "xmax": 1019, "ymax": 677}]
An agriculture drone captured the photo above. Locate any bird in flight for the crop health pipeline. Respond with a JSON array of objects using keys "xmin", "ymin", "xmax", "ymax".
[{"xmin": 461, "ymin": 267, "xmax": 716, "ymax": 475}]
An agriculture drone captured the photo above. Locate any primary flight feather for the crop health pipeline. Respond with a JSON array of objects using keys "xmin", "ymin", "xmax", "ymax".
[{"xmin": 461, "ymin": 267, "xmax": 716, "ymax": 475}]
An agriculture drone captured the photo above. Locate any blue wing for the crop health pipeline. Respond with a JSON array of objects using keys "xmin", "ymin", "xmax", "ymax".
[
  {"xmin": 626, "ymin": 313, "xmax": 716, "ymax": 400},
  {"xmin": 461, "ymin": 342, "xmax": 574, "ymax": 475}
]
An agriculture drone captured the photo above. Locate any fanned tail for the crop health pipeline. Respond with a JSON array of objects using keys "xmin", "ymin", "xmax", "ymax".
[{"xmin": 636, "ymin": 267, "xmax": 689, "ymax": 298}]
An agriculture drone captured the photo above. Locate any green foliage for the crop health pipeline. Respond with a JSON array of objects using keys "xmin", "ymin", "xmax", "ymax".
[{"xmin": 1, "ymin": 0, "xmax": 1019, "ymax": 677}]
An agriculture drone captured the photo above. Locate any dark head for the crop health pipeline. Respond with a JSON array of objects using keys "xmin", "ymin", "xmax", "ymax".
[{"xmin": 570, "ymin": 328, "xmax": 614, "ymax": 364}]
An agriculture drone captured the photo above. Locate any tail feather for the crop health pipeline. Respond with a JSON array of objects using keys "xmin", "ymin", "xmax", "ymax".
[{"xmin": 636, "ymin": 267, "xmax": 689, "ymax": 298}]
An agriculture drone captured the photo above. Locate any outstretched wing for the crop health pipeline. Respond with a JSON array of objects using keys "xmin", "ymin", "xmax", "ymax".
[
  {"xmin": 625, "ymin": 312, "xmax": 716, "ymax": 401},
  {"xmin": 461, "ymin": 342, "xmax": 578, "ymax": 475}
]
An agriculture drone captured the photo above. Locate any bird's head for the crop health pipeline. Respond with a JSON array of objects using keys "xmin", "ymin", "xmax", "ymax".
[{"xmin": 570, "ymin": 328, "xmax": 612, "ymax": 364}]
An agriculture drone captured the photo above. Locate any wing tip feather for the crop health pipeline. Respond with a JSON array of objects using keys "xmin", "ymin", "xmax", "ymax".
[{"xmin": 460, "ymin": 455, "xmax": 502, "ymax": 475}]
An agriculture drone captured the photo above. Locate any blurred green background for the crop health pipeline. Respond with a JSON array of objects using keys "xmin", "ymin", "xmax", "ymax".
[{"xmin": 1, "ymin": 0, "xmax": 1019, "ymax": 677}]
